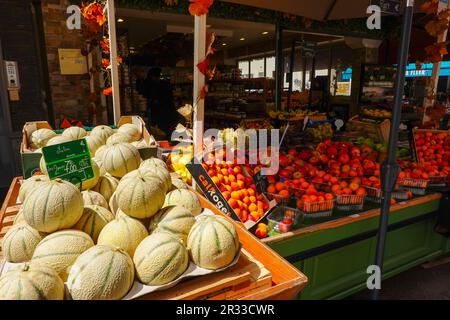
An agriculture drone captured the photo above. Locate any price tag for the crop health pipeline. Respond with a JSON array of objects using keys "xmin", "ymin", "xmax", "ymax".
[{"xmin": 42, "ymin": 139, "xmax": 94, "ymax": 187}]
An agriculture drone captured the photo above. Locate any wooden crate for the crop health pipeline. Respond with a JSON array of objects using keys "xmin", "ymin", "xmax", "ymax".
[
  {"xmin": 346, "ymin": 116, "xmax": 390, "ymax": 143},
  {"xmin": 411, "ymin": 129, "xmax": 450, "ymax": 163},
  {"xmin": 0, "ymin": 177, "xmax": 307, "ymax": 300}
]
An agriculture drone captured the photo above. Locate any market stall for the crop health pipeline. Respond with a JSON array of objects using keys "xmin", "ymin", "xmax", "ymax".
[
  {"xmin": 0, "ymin": 118, "xmax": 308, "ymax": 300},
  {"xmin": 263, "ymin": 193, "xmax": 447, "ymax": 300},
  {"xmin": 166, "ymin": 123, "xmax": 450, "ymax": 300}
]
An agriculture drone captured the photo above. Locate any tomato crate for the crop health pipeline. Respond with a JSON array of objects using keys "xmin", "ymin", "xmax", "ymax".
[
  {"xmin": 364, "ymin": 186, "xmax": 411, "ymax": 203},
  {"xmin": 335, "ymin": 194, "xmax": 365, "ymax": 211},
  {"xmin": 264, "ymin": 192, "xmax": 291, "ymax": 206},
  {"xmin": 296, "ymin": 199, "xmax": 335, "ymax": 216},
  {"xmin": 398, "ymin": 177, "xmax": 429, "ymax": 189},
  {"xmin": 267, "ymin": 207, "xmax": 302, "ymax": 233},
  {"xmin": 429, "ymin": 176, "xmax": 447, "ymax": 187}
]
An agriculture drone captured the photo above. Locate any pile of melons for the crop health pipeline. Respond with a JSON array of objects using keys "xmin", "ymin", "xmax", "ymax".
[{"xmin": 0, "ymin": 123, "xmax": 239, "ymax": 300}]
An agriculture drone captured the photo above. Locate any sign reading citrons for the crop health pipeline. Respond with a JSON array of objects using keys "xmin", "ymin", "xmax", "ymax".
[{"xmin": 42, "ymin": 138, "xmax": 95, "ymax": 187}]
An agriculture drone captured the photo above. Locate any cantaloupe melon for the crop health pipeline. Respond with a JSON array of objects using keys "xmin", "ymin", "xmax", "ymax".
[
  {"xmin": 18, "ymin": 175, "xmax": 50, "ymax": 202},
  {"xmin": 115, "ymin": 170, "xmax": 166, "ymax": 219},
  {"xmin": 97, "ymin": 215, "xmax": 148, "ymax": 257},
  {"xmin": 164, "ymin": 189, "xmax": 202, "ymax": 216},
  {"xmin": 81, "ymin": 190, "xmax": 108, "ymax": 208},
  {"xmin": 13, "ymin": 208, "xmax": 26, "ymax": 225},
  {"xmin": 170, "ymin": 178, "xmax": 188, "ymax": 190},
  {"xmin": 23, "ymin": 179, "xmax": 84, "ymax": 233},
  {"xmin": 187, "ymin": 215, "xmax": 239, "ymax": 270},
  {"xmin": 140, "ymin": 157, "xmax": 168, "ymax": 171},
  {"xmin": 80, "ymin": 159, "xmax": 100, "ymax": 191},
  {"xmin": 32, "ymin": 230, "xmax": 94, "ymax": 281},
  {"xmin": 46, "ymin": 135, "xmax": 71, "ymax": 146},
  {"xmin": 138, "ymin": 164, "xmax": 171, "ymax": 191},
  {"xmin": 90, "ymin": 125, "xmax": 114, "ymax": 144},
  {"xmin": 67, "ymin": 244, "xmax": 134, "ymax": 300},
  {"xmin": 101, "ymin": 143, "xmax": 141, "ymax": 178},
  {"xmin": 92, "ymin": 173, "xmax": 119, "ymax": 202},
  {"xmin": 2, "ymin": 223, "xmax": 43, "ymax": 262},
  {"xmin": 117, "ymin": 123, "xmax": 140, "ymax": 142},
  {"xmin": 62, "ymin": 126, "xmax": 87, "ymax": 140},
  {"xmin": 86, "ymin": 135, "xmax": 104, "ymax": 157},
  {"xmin": 93, "ymin": 157, "xmax": 106, "ymax": 176},
  {"xmin": 149, "ymin": 206, "xmax": 195, "ymax": 243},
  {"xmin": 74, "ymin": 205, "xmax": 114, "ymax": 242},
  {"xmin": 39, "ymin": 155, "xmax": 47, "ymax": 175},
  {"xmin": 106, "ymin": 133, "xmax": 133, "ymax": 145},
  {"xmin": 0, "ymin": 263, "xmax": 65, "ymax": 300},
  {"xmin": 95, "ymin": 145, "xmax": 108, "ymax": 162},
  {"xmin": 30, "ymin": 128, "xmax": 57, "ymax": 149},
  {"xmin": 133, "ymin": 232, "xmax": 188, "ymax": 286}
]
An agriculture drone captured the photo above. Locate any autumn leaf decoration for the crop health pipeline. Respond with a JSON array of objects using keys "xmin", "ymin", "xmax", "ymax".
[
  {"xmin": 81, "ymin": 1, "xmax": 123, "ymax": 96},
  {"xmin": 420, "ymin": 0, "xmax": 450, "ymax": 64},
  {"xmin": 424, "ymin": 42, "xmax": 449, "ymax": 63},
  {"xmin": 196, "ymin": 32, "xmax": 217, "ymax": 102},
  {"xmin": 421, "ymin": 0, "xmax": 439, "ymax": 15},
  {"xmin": 189, "ymin": 0, "xmax": 214, "ymax": 16}
]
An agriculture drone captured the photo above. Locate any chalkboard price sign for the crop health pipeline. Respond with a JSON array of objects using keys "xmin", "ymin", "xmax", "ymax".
[{"xmin": 42, "ymin": 139, "xmax": 94, "ymax": 186}]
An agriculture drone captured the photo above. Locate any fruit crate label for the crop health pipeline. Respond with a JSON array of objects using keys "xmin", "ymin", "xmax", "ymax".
[
  {"xmin": 42, "ymin": 139, "xmax": 94, "ymax": 186},
  {"xmin": 186, "ymin": 161, "xmax": 241, "ymax": 222}
]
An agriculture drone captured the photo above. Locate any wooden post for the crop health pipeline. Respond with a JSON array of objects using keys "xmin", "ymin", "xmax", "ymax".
[
  {"xmin": 106, "ymin": 0, "xmax": 121, "ymax": 125},
  {"xmin": 423, "ymin": 0, "xmax": 450, "ymax": 124},
  {"xmin": 192, "ymin": 15, "xmax": 207, "ymax": 187}
]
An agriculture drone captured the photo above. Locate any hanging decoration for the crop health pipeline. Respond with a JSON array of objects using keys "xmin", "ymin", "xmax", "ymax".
[
  {"xmin": 189, "ymin": 0, "xmax": 214, "ymax": 16},
  {"xmin": 80, "ymin": 1, "xmax": 122, "ymax": 98},
  {"xmin": 418, "ymin": 0, "xmax": 450, "ymax": 128},
  {"xmin": 187, "ymin": 0, "xmax": 216, "ymax": 102}
]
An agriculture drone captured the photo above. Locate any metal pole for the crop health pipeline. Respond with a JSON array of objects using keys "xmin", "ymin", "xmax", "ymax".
[
  {"xmin": 192, "ymin": 15, "xmax": 207, "ymax": 188},
  {"xmin": 107, "ymin": 0, "xmax": 121, "ymax": 125},
  {"xmin": 371, "ymin": 0, "xmax": 415, "ymax": 300},
  {"xmin": 275, "ymin": 20, "xmax": 283, "ymax": 111},
  {"xmin": 308, "ymin": 54, "xmax": 316, "ymax": 109},
  {"xmin": 287, "ymin": 40, "xmax": 296, "ymax": 111}
]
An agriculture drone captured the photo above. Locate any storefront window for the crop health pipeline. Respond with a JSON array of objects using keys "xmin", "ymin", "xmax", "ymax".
[
  {"xmin": 250, "ymin": 58, "xmax": 265, "ymax": 78},
  {"xmin": 284, "ymin": 72, "xmax": 303, "ymax": 91},
  {"xmin": 266, "ymin": 56, "xmax": 275, "ymax": 78},
  {"xmin": 238, "ymin": 60, "xmax": 250, "ymax": 78}
]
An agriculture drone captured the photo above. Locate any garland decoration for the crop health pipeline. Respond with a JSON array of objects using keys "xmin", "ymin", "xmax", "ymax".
[
  {"xmin": 80, "ymin": 1, "xmax": 122, "ymax": 96},
  {"xmin": 189, "ymin": 0, "xmax": 216, "ymax": 101}
]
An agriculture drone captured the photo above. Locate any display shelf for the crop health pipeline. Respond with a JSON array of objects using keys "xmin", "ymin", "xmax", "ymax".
[
  {"xmin": 0, "ymin": 177, "xmax": 308, "ymax": 300},
  {"xmin": 260, "ymin": 193, "xmax": 445, "ymax": 300}
]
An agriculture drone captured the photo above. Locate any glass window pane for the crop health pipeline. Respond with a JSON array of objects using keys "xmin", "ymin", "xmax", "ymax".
[
  {"xmin": 238, "ymin": 60, "xmax": 249, "ymax": 78},
  {"xmin": 250, "ymin": 58, "xmax": 264, "ymax": 78},
  {"xmin": 266, "ymin": 56, "xmax": 275, "ymax": 78}
]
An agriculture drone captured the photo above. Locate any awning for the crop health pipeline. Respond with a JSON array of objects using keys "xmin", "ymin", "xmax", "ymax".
[
  {"xmin": 220, "ymin": 0, "xmax": 426, "ymax": 21},
  {"xmin": 220, "ymin": 0, "xmax": 372, "ymax": 20}
]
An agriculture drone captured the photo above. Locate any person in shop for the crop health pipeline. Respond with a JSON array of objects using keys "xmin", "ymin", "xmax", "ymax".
[{"xmin": 136, "ymin": 66, "xmax": 180, "ymax": 138}]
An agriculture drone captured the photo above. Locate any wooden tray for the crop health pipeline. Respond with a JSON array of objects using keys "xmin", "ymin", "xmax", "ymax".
[
  {"xmin": 347, "ymin": 116, "xmax": 390, "ymax": 143},
  {"xmin": 0, "ymin": 177, "xmax": 307, "ymax": 300}
]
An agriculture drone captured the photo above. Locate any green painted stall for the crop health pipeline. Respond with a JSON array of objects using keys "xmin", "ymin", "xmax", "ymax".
[{"xmin": 262, "ymin": 194, "xmax": 449, "ymax": 300}]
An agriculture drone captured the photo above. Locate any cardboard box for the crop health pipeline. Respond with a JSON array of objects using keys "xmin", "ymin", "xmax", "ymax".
[
  {"xmin": 21, "ymin": 121, "xmax": 53, "ymax": 178},
  {"xmin": 20, "ymin": 115, "xmax": 158, "ymax": 178},
  {"xmin": 117, "ymin": 115, "xmax": 158, "ymax": 160}
]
